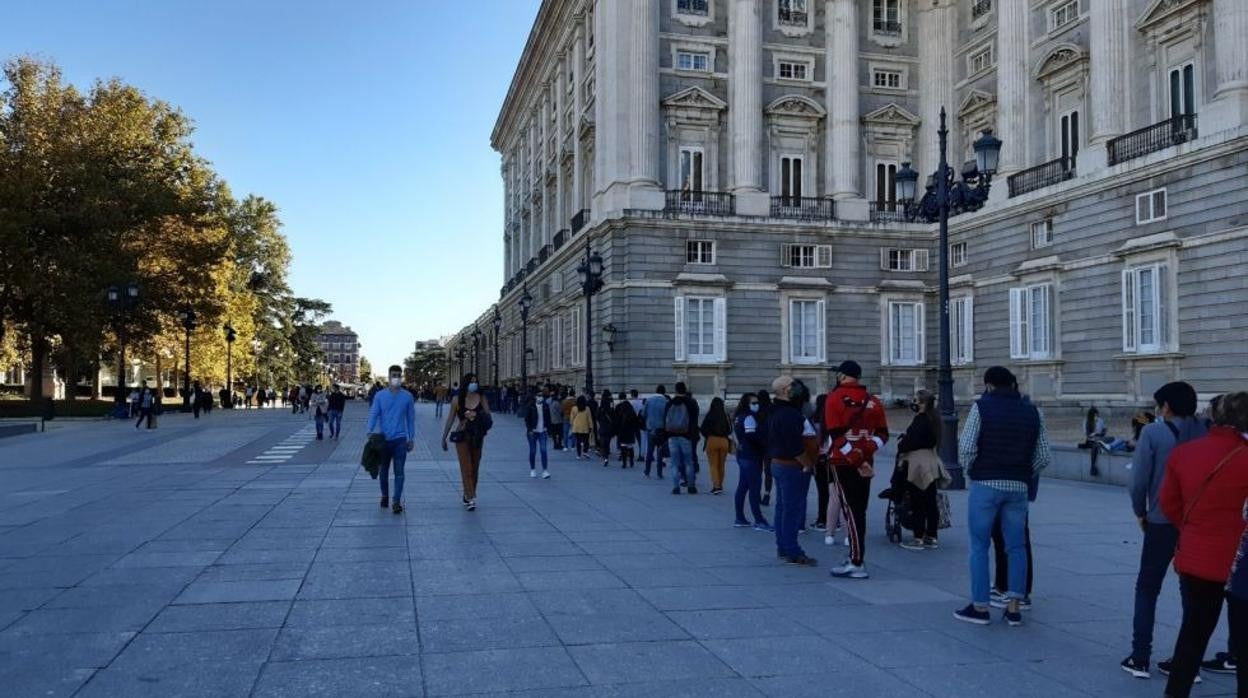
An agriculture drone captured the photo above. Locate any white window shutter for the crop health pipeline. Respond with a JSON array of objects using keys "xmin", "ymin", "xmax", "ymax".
[
  {"xmin": 815, "ymin": 298, "xmax": 827, "ymax": 363},
  {"xmin": 713, "ymin": 297, "xmax": 728, "ymax": 362},
  {"xmin": 1038, "ymin": 284, "xmax": 1052, "ymax": 357},
  {"xmin": 916, "ymin": 302, "xmax": 926, "ymax": 364},
  {"xmin": 915, "ymin": 249, "xmax": 930, "ymax": 272},
  {"xmin": 879, "ymin": 248, "xmax": 890, "ymax": 270},
  {"xmin": 817, "ymin": 245, "xmax": 832, "ymax": 268},
  {"xmin": 964, "ymin": 296, "xmax": 975, "ymax": 363},
  {"xmin": 1009, "ymin": 288, "xmax": 1025, "ymax": 359},
  {"xmin": 1121, "ymin": 269, "xmax": 1136, "ymax": 353},
  {"xmin": 674, "ymin": 296, "xmax": 686, "ymax": 362},
  {"xmin": 1158, "ymin": 263, "xmax": 1171, "ymax": 349},
  {"xmin": 779, "ymin": 244, "xmax": 792, "ymax": 268}
]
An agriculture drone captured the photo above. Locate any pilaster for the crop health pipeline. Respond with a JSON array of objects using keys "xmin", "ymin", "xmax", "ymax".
[
  {"xmin": 730, "ymin": 0, "xmax": 766, "ymax": 214},
  {"xmin": 917, "ymin": 0, "xmax": 956, "ymax": 177},
  {"xmin": 1206, "ymin": 0, "xmax": 1248, "ymax": 134},
  {"xmin": 827, "ymin": 0, "xmax": 860, "ymax": 199},
  {"xmin": 995, "ymin": 0, "xmax": 1029, "ymax": 176}
]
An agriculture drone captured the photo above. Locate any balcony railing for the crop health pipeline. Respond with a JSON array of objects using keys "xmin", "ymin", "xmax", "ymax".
[
  {"xmin": 525, "ymin": 258, "xmax": 537, "ymax": 274},
  {"xmin": 1108, "ymin": 114, "xmax": 1198, "ymax": 166},
  {"xmin": 770, "ymin": 196, "xmax": 836, "ymax": 221},
  {"xmin": 571, "ymin": 209, "xmax": 590, "ymax": 232},
  {"xmin": 538, "ymin": 244, "xmax": 551, "ymax": 263},
  {"xmin": 778, "ymin": 9, "xmax": 808, "ymax": 26},
  {"xmin": 677, "ymin": 0, "xmax": 709, "ymax": 15},
  {"xmin": 873, "ymin": 20, "xmax": 902, "ymax": 35},
  {"xmin": 869, "ymin": 201, "xmax": 908, "ymax": 223},
  {"xmin": 553, "ymin": 229, "xmax": 568, "ymax": 250},
  {"xmin": 664, "ymin": 190, "xmax": 735, "ymax": 217},
  {"xmin": 1007, "ymin": 156, "xmax": 1075, "ymax": 198},
  {"xmin": 971, "ymin": 0, "xmax": 992, "ymax": 19}
]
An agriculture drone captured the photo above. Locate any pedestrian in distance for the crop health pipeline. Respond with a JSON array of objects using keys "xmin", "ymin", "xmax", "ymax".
[
  {"xmin": 597, "ymin": 389, "xmax": 615, "ymax": 467},
  {"xmin": 732, "ymin": 393, "xmax": 771, "ymax": 531},
  {"xmin": 664, "ymin": 382, "xmax": 699, "ymax": 494},
  {"xmin": 1156, "ymin": 392, "xmax": 1248, "ymax": 698},
  {"xmin": 954, "ymin": 366, "xmax": 1050, "ymax": 627},
  {"xmin": 521, "ymin": 387, "xmax": 551, "ymax": 479},
  {"xmin": 366, "ymin": 365, "xmax": 416, "ymax": 515},
  {"xmin": 192, "ymin": 380, "xmax": 205, "ymax": 419},
  {"xmin": 613, "ymin": 393, "xmax": 640, "ymax": 469},
  {"xmin": 441, "ymin": 373, "xmax": 492, "ymax": 511},
  {"xmin": 893, "ymin": 390, "xmax": 950, "ymax": 551},
  {"xmin": 310, "ymin": 385, "xmax": 329, "ymax": 440},
  {"xmin": 824, "ymin": 360, "xmax": 889, "ymax": 580},
  {"xmin": 547, "ymin": 390, "xmax": 565, "ymax": 451},
  {"xmin": 766, "ymin": 376, "xmax": 819, "ymax": 566},
  {"xmin": 561, "ymin": 390, "xmax": 576, "ymax": 452},
  {"xmin": 628, "ymin": 389, "xmax": 646, "ymax": 458},
  {"xmin": 327, "ymin": 384, "xmax": 347, "ymax": 440},
  {"xmin": 643, "ymin": 385, "xmax": 670, "ymax": 478},
  {"xmin": 570, "ymin": 395, "xmax": 593, "ymax": 459},
  {"xmin": 700, "ymin": 397, "xmax": 732, "ymax": 495},
  {"xmin": 127, "ymin": 388, "xmax": 140, "ymax": 419},
  {"xmin": 134, "ymin": 382, "xmax": 156, "ymax": 430}
]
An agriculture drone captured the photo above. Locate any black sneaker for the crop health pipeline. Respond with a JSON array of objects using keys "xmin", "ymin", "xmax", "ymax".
[
  {"xmin": 783, "ymin": 555, "xmax": 818, "ymax": 567},
  {"xmin": 1121, "ymin": 656, "xmax": 1150, "ymax": 679},
  {"xmin": 1201, "ymin": 652, "xmax": 1238, "ymax": 674},
  {"xmin": 392, "ymin": 501, "xmax": 403, "ymax": 514},
  {"xmin": 687, "ymin": 486, "xmax": 698, "ymax": 495},
  {"xmin": 671, "ymin": 487, "xmax": 681, "ymax": 495},
  {"xmin": 380, "ymin": 497, "xmax": 389, "ymax": 508},
  {"xmin": 1003, "ymin": 609, "xmax": 1023, "ymax": 627},
  {"xmin": 1156, "ymin": 659, "xmax": 1202, "ymax": 683},
  {"xmin": 953, "ymin": 604, "xmax": 991, "ymax": 626}
]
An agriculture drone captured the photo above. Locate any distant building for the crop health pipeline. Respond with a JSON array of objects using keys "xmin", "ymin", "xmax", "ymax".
[
  {"xmin": 414, "ymin": 338, "xmax": 443, "ymax": 353},
  {"xmin": 318, "ymin": 321, "xmax": 361, "ymax": 384}
]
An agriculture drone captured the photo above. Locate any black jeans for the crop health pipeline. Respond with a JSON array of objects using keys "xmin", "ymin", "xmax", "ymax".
[
  {"xmin": 812, "ymin": 458, "xmax": 830, "ymax": 527},
  {"xmin": 993, "ymin": 515, "xmax": 1033, "ymax": 595},
  {"xmin": 907, "ymin": 482, "xmax": 939, "ymax": 540},
  {"xmin": 644, "ymin": 430, "xmax": 665, "ymax": 477},
  {"xmin": 834, "ymin": 465, "xmax": 870, "ymax": 566},
  {"xmin": 1131, "ymin": 522, "xmax": 1179, "ymax": 663},
  {"xmin": 1166, "ymin": 575, "xmax": 1248, "ymax": 698}
]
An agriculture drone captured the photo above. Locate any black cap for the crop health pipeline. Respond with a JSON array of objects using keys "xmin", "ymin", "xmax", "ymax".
[{"xmin": 834, "ymin": 360, "xmax": 862, "ymax": 379}]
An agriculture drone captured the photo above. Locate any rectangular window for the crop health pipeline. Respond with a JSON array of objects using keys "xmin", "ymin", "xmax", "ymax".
[
  {"xmin": 552, "ymin": 316, "xmax": 564, "ymax": 369},
  {"xmin": 1049, "ymin": 0, "xmax": 1080, "ymax": 31},
  {"xmin": 679, "ymin": 146, "xmax": 705, "ymax": 197},
  {"xmin": 887, "ymin": 301, "xmax": 925, "ymax": 366},
  {"xmin": 1009, "ymin": 284, "xmax": 1053, "ymax": 360},
  {"xmin": 875, "ymin": 162, "xmax": 897, "ymax": 206},
  {"xmin": 1136, "ymin": 188, "xmax": 1167, "ymax": 224},
  {"xmin": 951, "ymin": 295, "xmax": 974, "ymax": 365},
  {"xmin": 779, "ymin": 156, "xmax": 803, "ymax": 200},
  {"xmin": 1122, "ymin": 263, "xmax": 1172, "ymax": 354},
  {"xmin": 789, "ymin": 299, "xmax": 825, "ymax": 364},
  {"xmin": 873, "ymin": 0, "xmax": 901, "ymax": 32},
  {"xmin": 778, "ymin": 60, "xmax": 810, "ymax": 81},
  {"xmin": 872, "ymin": 69, "xmax": 903, "ymax": 89},
  {"xmin": 1059, "ymin": 109, "xmax": 1080, "ymax": 164},
  {"xmin": 1170, "ymin": 63, "xmax": 1197, "ymax": 118},
  {"xmin": 781, "ymin": 243, "xmax": 833, "ymax": 268},
  {"xmin": 881, "ymin": 248, "xmax": 930, "ymax": 272},
  {"xmin": 686, "ymin": 239, "xmax": 715, "ymax": 265},
  {"xmin": 778, "ymin": 0, "xmax": 809, "ymax": 26},
  {"xmin": 951, "ymin": 241, "xmax": 968, "ymax": 267},
  {"xmin": 676, "ymin": 50, "xmax": 710, "ymax": 72},
  {"xmin": 1031, "ymin": 219, "xmax": 1053, "ymax": 248},
  {"xmin": 569, "ymin": 306, "xmax": 583, "ymax": 366},
  {"xmin": 677, "ymin": 0, "xmax": 709, "ymax": 15},
  {"xmin": 968, "ymin": 45, "xmax": 994, "ymax": 75},
  {"xmin": 676, "ymin": 296, "xmax": 725, "ymax": 363}
]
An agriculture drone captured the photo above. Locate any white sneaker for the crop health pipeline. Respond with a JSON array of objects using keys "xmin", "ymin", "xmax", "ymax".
[
  {"xmin": 530, "ymin": 470, "xmax": 537, "ymax": 478},
  {"xmin": 467, "ymin": 499, "xmax": 477, "ymax": 511},
  {"xmin": 824, "ymin": 535, "xmax": 835, "ymax": 546},
  {"xmin": 542, "ymin": 470, "xmax": 551, "ymax": 480},
  {"xmin": 830, "ymin": 562, "xmax": 869, "ymax": 579}
]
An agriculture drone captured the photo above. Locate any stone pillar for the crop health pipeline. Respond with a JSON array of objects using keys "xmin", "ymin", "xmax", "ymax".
[
  {"xmin": 571, "ymin": 26, "xmax": 585, "ymax": 216},
  {"xmin": 1207, "ymin": 0, "xmax": 1248, "ymax": 133},
  {"xmin": 1089, "ymin": 0, "xmax": 1129, "ymax": 144},
  {"xmin": 730, "ymin": 0, "xmax": 768, "ymax": 215},
  {"xmin": 555, "ymin": 56, "xmax": 567, "ymax": 229},
  {"xmin": 917, "ymin": 1, "xmax": 957, "ymax": 177},
  {"xmin": 995, "ymin": 0, "xmax": 1029, "ymax": 177},
  {"xmin": 629, "ymin": 0, "xmax": 661, "ymax": 195},
  {"xmin": 541, "ymin": 92, "xmax": 551, "ymax": 245}
]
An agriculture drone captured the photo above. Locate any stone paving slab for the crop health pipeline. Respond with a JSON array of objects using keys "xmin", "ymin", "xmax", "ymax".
[{"xmin": 0, "ymin": 403, "xmax": 1240, "ymax": 696}]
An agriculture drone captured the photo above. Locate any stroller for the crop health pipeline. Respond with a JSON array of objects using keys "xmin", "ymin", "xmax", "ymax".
[{"xmin": 879, "ymin": 449, "xmax": 914, "ymax": 544}]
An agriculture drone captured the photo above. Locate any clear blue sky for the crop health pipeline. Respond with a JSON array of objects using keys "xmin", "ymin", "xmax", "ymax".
[{"xmin": 1, "ymin": 0, "xmax": 541, "ymax": 370}]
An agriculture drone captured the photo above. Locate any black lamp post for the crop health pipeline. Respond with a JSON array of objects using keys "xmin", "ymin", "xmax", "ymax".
[
  {"xmin": 223, "ymin": 322, "xmax": 236, "ymax": 408},
  {"xmin": 519, "ymin": 281, "xmax": 533, "ymax": 393},
  {"xmin": 576, "ymin": 240, "xmax": 604, "ymax": 396},
  {"xmin": 492, "ymin": 306, "xmax": 502, "ymax": 389},
  {"xmin": 454, "ymin": 345, "xmax": 465, "ymax": 382},
  {"xmin": 106, "ymin": 281, "xmax": 140, "ymax": 394},
  {"xmin": 471, "ymin": 324, "xmax": 482, "ymax": 377},
  {"xmin": 179, "ymin": 307, "xmax": 197, "ymax": 412},
  {"xmin": 896, "ymin": 109, "xmax": 1002, "ymax": 490}
]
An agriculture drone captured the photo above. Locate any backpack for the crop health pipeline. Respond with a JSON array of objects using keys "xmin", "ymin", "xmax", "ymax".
[{"xmin": 665, "ymin": 400, "xmax": 691, "ymax": 435}]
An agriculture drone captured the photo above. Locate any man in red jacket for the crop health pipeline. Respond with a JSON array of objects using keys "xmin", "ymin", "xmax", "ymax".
[{"xmin": 824, "ymin": 360, "xmax": 889, "ymax": 580}]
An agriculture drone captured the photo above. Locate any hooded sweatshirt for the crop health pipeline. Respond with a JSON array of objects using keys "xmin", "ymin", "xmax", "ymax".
[{"xmin": 1130, "ymin": 415, "xmax": 1208, "ymax": 524}]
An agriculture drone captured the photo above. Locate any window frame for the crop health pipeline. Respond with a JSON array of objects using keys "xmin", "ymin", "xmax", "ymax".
[
  {"xmin": 1030, "ymin": 219, "xmax": 1054, "ymax": 249},
  {"xmin": 1121, "ymin": 262, "xmax": 1174, "ymax": 355},
  {"xmin": 871, "ymin": 68, "xmax": 903, "ymax": 90},
  {"xmin": 675, "ymin": 49, "xmax": 711, "ymax": 73},
  {"xmin": 950, "ymin": 241, "xmax": 968, "ymax": 268},
  {"xmin": 676, "ymin": 0, "xmax": 709, "ymax": 17},
  {"xmin": 1168, "ymin": 61, "xmax": 1198, "ymax": 119},
  {"xmin": 881, "ymin": 247, "xmax": 930, "ymax": 272},
  {"xmin": 678, "ymin": 145, "xmax": 707, "ymax": 197},
  {"xmin": 787, "ymin": 297, "xmax": 827, "ymax": 365},
  {"xmin": 886, "ymin": 300, "xmax": 926, "ymax": 367},
  {"xmin": 1135, "ymin": 188, "xmax": 1168, "ymax": 225},
  {"xmin": 776, "ymin": 58, "xmax": 812, "ymax": 82},
  {"xmin": 1047, "ymin": 0, "xmax": 1081, "ymax": 33},
  {"xmin": 685, "ymin": 239, "xmax": 716, "ymax": 265},
  {"xmin": 1009, "ymin": 283, "xmax": 1054, "ymax": 361},
  {"xmin": 776, "ymin": 0, "xmax": 813, "ymax": 33},
  {"xmin": 780, "ymin": 243, "xmax": 833, "ymax": 269},
  {"xmin": 967, "ymin": 43, "xmax": 995, "ymax": 78},
  {"xmin": 779, "ymin": 154, "xmax": 804, "ymax": 199},
  {"xmin": 872, "ymin": 0, "xmax": 902, "ymax": 32},
  {"xmin": 950, "ymin": 294, "xmax": 974, "ymax": 366},
  {"xmin": 675, "ymin": 295, "xmax": 726, "ymax": 364}
]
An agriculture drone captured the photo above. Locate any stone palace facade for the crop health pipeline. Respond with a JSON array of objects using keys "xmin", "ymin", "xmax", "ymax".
[{"xmin": 446, "ymin": 0, "xmax": 1248, "ymax": 406}]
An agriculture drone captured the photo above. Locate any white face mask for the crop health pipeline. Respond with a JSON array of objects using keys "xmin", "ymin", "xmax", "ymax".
[{"xmin": 389, "ymin": 377, "xmax": 401, "ymax": 388}]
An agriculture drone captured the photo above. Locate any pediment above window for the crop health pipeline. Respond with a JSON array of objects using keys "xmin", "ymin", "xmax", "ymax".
[
  {"xmin": 1135, "ymin": 0, "xmax": 1203, "ymax": 33},
  {"xmin": 662, "ymin": 86, "xmax": 728, "ymax": 112},
  {"xmin": 957, "ymin": 90, "xmax": 996, "ymax": 120},
  {"xmin": 861, "ymin": 103, "xmax": 920, "ymax": 128},
  {"xmin": 1034, "ymin": 43, "xmax": 1088, "ymax": 83},
  {"xmin": 765, "ymin": 94, "xmax": 826, "ymax": 119}
]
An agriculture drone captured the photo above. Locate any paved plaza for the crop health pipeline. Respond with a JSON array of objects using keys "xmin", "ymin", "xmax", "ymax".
[{"xmin": 0, "ymin": 403, "xmax": 1236, "ymax": 697}]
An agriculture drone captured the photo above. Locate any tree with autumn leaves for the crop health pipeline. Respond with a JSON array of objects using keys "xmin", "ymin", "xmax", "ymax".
[{"xmin": 0, "ymin": 57, "xmax": 330, "ymax": 399}]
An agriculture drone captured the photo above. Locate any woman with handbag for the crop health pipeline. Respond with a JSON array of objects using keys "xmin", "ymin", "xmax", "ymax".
[
  {"xmin": 441, "ymin": 373, "xmax": 492, "ymax": 512},
  {"xmin": 895, "ymin": 390, "xmax": 950, "ymax": 551},
  {"xmin": 1158, "ymin": 392, "xmax": 1248, "ymax": 698}
]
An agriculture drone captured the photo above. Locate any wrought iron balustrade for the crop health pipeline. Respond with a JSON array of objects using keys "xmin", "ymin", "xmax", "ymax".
[
  {"xmin": 1007, "ymin": 156, "xmax": 1075, "ymax": 198},
  {"xmin": 1108, "ymin": 114, "xmax": 1198, "ymax": 166},
  {"xmin": 770, "ymin": 196, "xmax": 836, "ymax": 221},
  {"xmin": 664, "ymin": 190, "xmax": 735, "ymax": 217}
]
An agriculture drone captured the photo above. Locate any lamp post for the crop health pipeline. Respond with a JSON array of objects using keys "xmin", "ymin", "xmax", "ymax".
[
  {"xmin": 896, "ymin": 109, "xmax": 1002, "ymax": 490},
  {"xmin": 106, "ymin": 281, "xmax": 140, "ymax": 397},
  {"xmin": 454, "ymin": 345, "xmax": 466, "ymax": 382},
  {"xmin": 492, "ymin": 306, "xmax": 502, "ymax": 389},
  {"xmin": 519, "ymin": 281, "xmax": 533, "ymax": 393},
  {"xmin": 178, "ymin": 307, "xmax": 197, "ymax": 412},
  {"xmin": 576, "ymin": 240, "xmax": 604, "ymax": 396},
  {"xmin": 471, "ymin": 324, "xmax": 482, "ymax": 377},
  {"xmin": 223, "ymin": 322, "xmax": 236, "ymax": 408}
]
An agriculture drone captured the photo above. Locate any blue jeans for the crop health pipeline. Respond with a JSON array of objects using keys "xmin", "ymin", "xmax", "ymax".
[
  {"xmin": 379, "ymin": 438, "xmax": 408, "ymax": 503},
  {"xmin": 563, "ymin": 422, "xmax": 572, "ymax": 450},
  {"xmin": 669, "ymin": 436, "xmax": 694, "ymax": 489},
  {"xmin": 435, "ymin": 399, "xmax": 444, "ymax": 418},
  {"xmin": 645, "ymin": 429, "xmax": 666, "ymax": 475},
  {"xmin": 527, "ymin": 431, "xmax": 548, "ymax": 470},
  {"xmin": 772, "ymin": 464, "xmax": 810, "ymax": 558},
  {"xmin": 314, "ymin": 411, "xmax": 326, "ymax": 438},
  {"xmin": 1132, "ymin": 522, "xmax": 1179, "ymax": 662},
  {"xmin": 734, "ymin": 454, "xmax": 766, "ymax": 524},
  {"xmin": 327, "ymin": 410, "xmax": 342, "ymax": 437},
  {"xmin": 968, "ymin": 482, "xmax": 1029, "ymax": 605}
]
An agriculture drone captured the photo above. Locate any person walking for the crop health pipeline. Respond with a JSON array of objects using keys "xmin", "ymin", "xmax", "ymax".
[
  {"xmin": 366, "ymin": 365, "xmax": 416, "ymax": 515},
  {"xmin": 134, "ymin": 382, "xmax": 156, "ymax": 430},
  {"xmin": 522, "ymin": 387, "xmax": 551, "ymax": 479},
  {"xmin": 548, "ymin": 391, "xmax": 565, "ymax": 451},
  {"xmin": 441, "ymin": 373, "xmax": 491, "ymax": 511},
  {"xmin": 954, "ymin": 366, "xmax": 1050, "ymax": 627},
  {"xmin": 757, "ymin": 390, "xmax": 774, "ymax": 506},
  {"xmin": 824, "ymin": 360, "xmax": 889, "ymax": 580},
  {"xmin": 628, "ymin": 389, "xmax": 646, "ymax": 458},
  {"xmin": 1156, "ymin": 392, "xmax": 1248, "ymax": 698},
  {"xmin": 310, "ymin": 386, "xmax": 329, "ymax": 440},
  {"xmin": 614, "ymin": 395, "xmax": 640, "ymax": 469},
  {"xmin": 700, "ymin": 397, "xmax": 732, "ymax": 495},
  {"xmin": 643, "ymin": 386, "xmax": 670, "ymax": 478},
  {"xmin": 732, "ymin": 393, "xmax": 771, "ymax": 531},
  {"xmin": 326, "ymin": 384, "xmax": 347, "ymax": 440},
  {"xmin": 664, "ymin": 382, "xmax": 699, "ymax": 495},
  {"xmin": 561, "ymin": 390, "xmax": 577, "ymax": 452},
  {"xmin": 894, "ymin": 390, "xmax": 949, "ymax": 551},
  {"xmin": 767, "ymin": 376, "xmax": 818, "ymax": 566},
  {"xmin": 570, "ymin": 395, "xmax": 593, "ymax": 459},
  {"xmin": 597, "ymin": 390, "xmax": 615, "ymax": 467}
]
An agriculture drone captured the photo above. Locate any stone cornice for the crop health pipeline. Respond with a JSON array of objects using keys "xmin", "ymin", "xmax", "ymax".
[{"xmin": 492, "ymin": 0, "xmax": 583, "ymax": 151}]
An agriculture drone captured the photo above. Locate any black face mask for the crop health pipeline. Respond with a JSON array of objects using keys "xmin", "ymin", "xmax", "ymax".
[
  {"xmin": 789, "ymin": 379, "xmax": 810, "ymax": 407},
  {"xmin": 909, "ymin": 403, "xmax": 920, "ymax": 413}
]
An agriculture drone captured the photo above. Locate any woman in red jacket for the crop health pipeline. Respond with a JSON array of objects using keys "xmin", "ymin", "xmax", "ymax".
[{"xmin": 1159, "ymin": 392, "xmax": 1248, "ymax": 698}]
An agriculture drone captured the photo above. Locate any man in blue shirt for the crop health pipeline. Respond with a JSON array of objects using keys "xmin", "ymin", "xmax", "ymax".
[
  {"xmin": 643, "ymin": 385, "xmax": 670, "ymax": 478},
  {"xmin": 367, "ymin": 365, "xmax": 417, "ymax": 514}
]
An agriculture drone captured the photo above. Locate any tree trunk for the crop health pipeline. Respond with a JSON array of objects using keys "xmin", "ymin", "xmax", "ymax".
[{"xmin": 28, "ymin": 331, "xmax": 46, "ymax": 401}]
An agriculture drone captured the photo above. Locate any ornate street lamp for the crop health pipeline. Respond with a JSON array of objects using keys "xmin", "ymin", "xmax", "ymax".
[
  {"xmin": 576, "ymin": 240, "xmax": 604, "ymax": 396},
  {"xmin": 454, "ymin": 345, "xmax": 466, "ymax": 382},
  {"xmin": 223, "ymin": 322, "xmax": 236, "ymax": 407},
  {"xmin": 105, "ymin": 281, "xmax": 140, "ymax": 395},
  {"xmin": 519, "ymin": 281, "xmax": 533, "ymax": 393},
  {"xmin": 471, "ymin": 324, "xmax": 482, "ymax": 377},
  {"xmin": 178, "ymin": 307, "xmax": 197, "ymax": 411},
  {"xmin": 492, "ymin": 306, "xmax": 502, "ymax": 388},
  {"xmin": 896, "ymin": 109, "xmax": 1003, "ymax": 490}
]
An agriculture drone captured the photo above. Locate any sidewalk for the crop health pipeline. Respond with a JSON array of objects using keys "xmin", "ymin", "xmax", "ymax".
[{"xmin": 0, "ymin": 401, "xmax": 1232, "ymax": 696}]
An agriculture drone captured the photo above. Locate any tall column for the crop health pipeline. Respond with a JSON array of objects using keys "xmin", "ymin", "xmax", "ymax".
[
  {"xmin": 1089, "ymin": 0, "xmax": 1129, "ymax": 144},
  {"xmin": 1208, "ymin": 0, "xmax": 1248, "ymax": 132},
  {"xmin": 827, "ymin": 0, "xmax": 861, "ymax": 199},
  {"xmin": 555, "ymin": 56, "xmax": 567, "ymax": 230},
  {"xmin": 730, "ymin": 0, "xmax": 768, "ymax": 215},
  {"xmin": 571, "ymin": 26, "xmax": 585, "ymax": 217},
  {"xmin": 629, "ymin": 0, "xmax": 661, "ymax": 192},
  {"xmin": 995, "ymin": 0, "xmax": 1029, "ymax": 176},
  {"xmin": 541, "ymin": 92, "xmax": 551, "ymax": 245},
  {"xmin": 918, "ymin": 1, "xmax": 957, "ymax": 177}
]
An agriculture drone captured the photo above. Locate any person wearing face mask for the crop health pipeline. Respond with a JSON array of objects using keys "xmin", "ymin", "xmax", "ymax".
[
  {"xmin": 310, "ymin": 385, "xmax": 329, "ymax": 440},
  {"xmin": 894, "ymin": 390, "xmax": 950, "ymax": 551},
  {"xmin": 824, "ymin": 360, "xmax": 889, "ymax": 580},
  {"xmin": 732, "ymin": 392, "xmax": 771, "ymax": 531},
  {"xmin": 521, "ymin": 387, "xmax": 552, "ymax": 479},
  {"xmin": 442, "ymin": 373, "xmax": 492, "ymax": 511},
  {"xmin": 767, "ymin": 376, "xmax": 819, "ymax": 566},
  {"xmin": 366, "ymin": 366, "xmax": 417, "ymax": 514}
]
